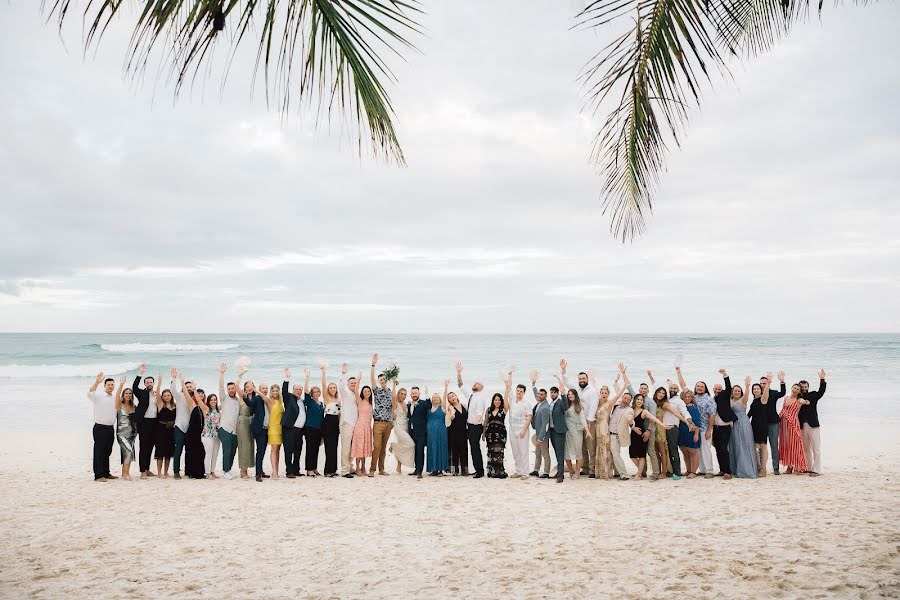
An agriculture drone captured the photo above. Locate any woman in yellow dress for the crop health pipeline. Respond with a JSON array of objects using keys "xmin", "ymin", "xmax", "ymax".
[{"xmin": 261, "ymin": 383, "xmax": 285, "ymax": 479}]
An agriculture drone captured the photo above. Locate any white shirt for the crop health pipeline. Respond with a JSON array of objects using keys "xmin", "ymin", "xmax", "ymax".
[
  {"xmin": 663, "ymin": 396, "xmax": 691, "ymax": 427},
  {"xmin": 144, "ymin": 389, "xmax": 158, "ymax": 419},
  {"xmin": 459, "ymin": 380, "xmax": 487, "ymax": 425},
  {"xmin": 509, "ymin": 396, "xmax": 535, "ymax": 432},
  {"xmin": 562, "ymin": 373, "xmax": 600, "ymax": 422},
  {"xmin": 170, "ymin": 380, "xmax": 192, "ymax": 432},
  {"xmin": 294, "ymin": 398, "xmax": 307, "ymax": 429},
  {"xmin": 218, "ymin": 384, "xmax": 241, "ymax": 435},
  {"xmin": 88, "ymin": 390, "xmax": 116, "ymax": 425},
  {"xmin": 339, "ymin": 375, "xmax": 358, "ymax": 427}
]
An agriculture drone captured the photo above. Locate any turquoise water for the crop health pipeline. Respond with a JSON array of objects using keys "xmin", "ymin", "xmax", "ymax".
[{"xmin": 0, "ymin": 333, "xmax": 896, "ymax": 430}]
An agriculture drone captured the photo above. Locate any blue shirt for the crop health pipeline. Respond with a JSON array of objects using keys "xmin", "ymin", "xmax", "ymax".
[{"xmin": 302, "ymin": 394, "xmax": 325, "ymax": 430}]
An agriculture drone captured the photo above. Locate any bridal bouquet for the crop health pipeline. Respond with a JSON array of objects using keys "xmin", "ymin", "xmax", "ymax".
[{"xmin": 380, "ymin": 363, "xmax": 400, "ymax": 381}]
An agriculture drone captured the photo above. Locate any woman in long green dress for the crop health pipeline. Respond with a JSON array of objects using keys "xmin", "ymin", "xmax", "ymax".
[{"xmin": 653, "ymin": 387, "xmax": 672, "ymax": 477}]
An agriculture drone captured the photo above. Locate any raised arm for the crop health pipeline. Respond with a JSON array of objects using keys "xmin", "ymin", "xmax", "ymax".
[
  {"xmin": 559, "ymin": 358, "xmax": 570, "ymax": 390},
  {"xmin": 355, "ymin": 371, "xmax": 364, "ymax": 406},
  {"xmin": 155, "ymin": 374, "xmax": 163, "ymax": 409},
  {"xmin": 455, "ymin": 361, "xmax": 464, "ymax": 392},
  {"xmin": 218, "ymin": 362, "xmax": 227, "ymax": 400},
  {"xmin": 676, "ymin": 366, "xmax": 687, "ymax": 392},
  {"xmin": 553, "ymin": 373, "xmax": 566, "ymax": 393},
  {"xmin": 443, "ymin": 379, "xmax": 450, "ymax": 412},
  {"xmin": 812, "ymin": 369, "xmax": 827, "ymax": 400},
  {"xmin": 620, "ymin": 363, "xmax": 631, "ymax": 391},
  {"xmin": 89, "ymin": 372, "xmax": 104, "ymax": 394},
  {"xmin": 321, "ymin": 366, "xmax": 328, "ymax": 397},
  {"xmin": 370, "ymin": 354, "xmax": 379, "ymax": 390},
  {"xmin": 647, "ymin": 369, "xmax": 656, "ymax": 387},
  {"xmin": 304, "ymin": 368, "xmax": 311, "ymax": 399},
  {"xmin": 503, "ymin": 367, "xmax": 514, "ymax": 412},
  {"xmin": 642, "ymin": 409, "xmax": 665, "ymax": 427},
  {"xmin": 761, "ymin": 372, "xmax": 772, "ymax": 404},
  {"xmin": 283, "ymin": 368, "xmax": 292, "ymax": 401},
  {"xmin": 115, "ymin": 375, "xmax": 125, "ymax": 410}
]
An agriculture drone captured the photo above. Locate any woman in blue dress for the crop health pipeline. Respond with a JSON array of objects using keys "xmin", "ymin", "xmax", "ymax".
[
  {"xmin": 426, "ymin": 381, "xmax": 451, "ymax": 475},
  {"xmin": 728, "ymin": 376, "xmax": 759, "ymax": 479},
  {"xmin": 677, "ymin": 390, "xmax": 702, "ymax": 478}
]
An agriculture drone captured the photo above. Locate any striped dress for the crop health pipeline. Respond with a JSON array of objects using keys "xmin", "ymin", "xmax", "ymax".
[{"xmin": 778, "ymin": 400, "xmax": 808, "ymax": 472}]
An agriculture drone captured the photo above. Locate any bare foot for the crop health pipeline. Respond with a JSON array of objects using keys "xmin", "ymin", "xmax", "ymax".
[{"xmin": 123, "ymin": 475, "xmax": 132, "ymax": 481}]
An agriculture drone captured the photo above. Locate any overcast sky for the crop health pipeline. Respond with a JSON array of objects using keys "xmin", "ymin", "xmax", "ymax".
[{"xmin": 0, "ymin": 1, "xmax": 898, "ymax": 333}]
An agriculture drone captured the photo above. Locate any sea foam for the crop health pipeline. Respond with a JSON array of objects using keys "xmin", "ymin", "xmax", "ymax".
[{"xmin": 99, "ymin": 343, "xmax": 240, "ymax": 353}]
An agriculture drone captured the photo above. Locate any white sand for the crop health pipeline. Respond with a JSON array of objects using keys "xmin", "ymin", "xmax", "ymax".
[{"xmin": 1, "ymin": 426, "xmax": 899, "ymax": 599}]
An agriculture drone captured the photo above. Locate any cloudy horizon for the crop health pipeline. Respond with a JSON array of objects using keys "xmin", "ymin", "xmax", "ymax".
[{"xmin": 1, "ymin": 1, "xmax": 898, "ymax": 334}]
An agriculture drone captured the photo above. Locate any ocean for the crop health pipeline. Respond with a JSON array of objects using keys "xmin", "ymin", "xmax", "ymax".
[{"xmin": 0, "ymin": 333, "xmax": 896, "ymax": 431}]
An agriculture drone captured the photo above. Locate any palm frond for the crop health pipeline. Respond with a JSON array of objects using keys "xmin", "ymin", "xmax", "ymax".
[
  {"xmin": 577, "ymin": 0, "xmax": 727, "ymax": 241},
  {"xmin": 712, "ymin": 0, "xmax": 799, "ymax": 57},
  {"xmin": 43, "ymin": 0, "xmax": 423, "ymax": 164}
]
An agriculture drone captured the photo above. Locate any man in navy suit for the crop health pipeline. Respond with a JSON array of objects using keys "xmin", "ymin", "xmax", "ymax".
[
  {"xmin": 244, "ymin": 382, "xmax": 270, "ymax": 482},
  {"xmin": 408, "ymin": 386, "xmax": 430, "ymax": 479},
  {"xmin": 548, "ymin": 385, "xmax": 569, "ymax": 483}
]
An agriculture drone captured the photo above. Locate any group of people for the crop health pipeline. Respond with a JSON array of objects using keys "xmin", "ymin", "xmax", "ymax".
[{"xmin": 87, "ymin": 355, "xmax": 827, "ymax": 483}]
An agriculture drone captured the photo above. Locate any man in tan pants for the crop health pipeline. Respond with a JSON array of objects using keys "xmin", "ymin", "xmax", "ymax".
[
  {"xmin": 339, "ymin": 363, "xmax": 359, "ymax": 477},
  {"xmin": 369, "ymin": 354, "xmax": 395, "ymax": 476}
]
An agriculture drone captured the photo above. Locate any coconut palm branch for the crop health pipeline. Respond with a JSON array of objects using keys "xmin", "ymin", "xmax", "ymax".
[
  {"xmin": 576, "ymin": 0, "xmax": 855, "ymax": 240},
  {"xmin": 43, "ymin": 0, "xmax": 423, "ymax": 164}
]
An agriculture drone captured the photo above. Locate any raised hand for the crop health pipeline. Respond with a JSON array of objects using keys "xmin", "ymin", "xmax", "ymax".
[
  {"xmin": 341, "ymin": 362, "xmax": 348, "ymax": 375},
  {"xmin": 178, "ymin": 372, "xmax": 185, "ymax": 383},
  {"xmin": 284, "ymin": 368, "xmax": 292, "ymax": 380},
  {"xmin": 818, "ymin": 369, "xmax": 826, "ymax": 379},
  {"xmin": 455, "ymin": 361, "xmax": 463, "ymax": 374},
  {"xmin": 372, "ymin": 353, "xmax": 379, "ymax": 366},
  {"xmin": 95, "ymin": 372, "xmax": 104, "ymax": 384},
  {"xmin": 744, "ymin": 376, "xmax": 751, "ymax": 388},
  {"xmin": 647, "ymin": 369, "xmax": 653, "ymax": 379},
  {"xmin": 119, "ymin": 374, "xmax": 126, "ymax": 385},
  {"xmin": 139, "ymin": 362, "xmax": 147, "ymax": 375},
  {"xmin": 443, "ymin": 379, "xmax": 450, "ymax": 388},
  {"xmin": 777, "ymin": 371, "xmax": 785, "ymax": 382},
  {"xmin": 559, "ymin": 358, "xmax": 567, "ymax": 373},
  {"xmin": 765, "ymin": 371, "xmax": 773, "ymax": 383},
  {"xmin": 718, "ymin": 368, "xmax": 727, "ymax": 376},
  {"xmin": 303, "ymin": 368, "xmax": 310, "ymax": 379},
  {"xmin": 219, "ymin": 362, "xmax": 227, "ymax": 374},
  {"xmin": 238, "ymin": 366, "xmax": 249, "ymax": 377},
  {"xmin": 170, "ymin": 367, "xmax": 177, "ymax": 379},
  {"xmin": 508, "ymin": 364, "xmax": 517, "ymax": 374},
  {"xmin": 618, "ymin": 362, "xmax": 626, "ymax": 373}
]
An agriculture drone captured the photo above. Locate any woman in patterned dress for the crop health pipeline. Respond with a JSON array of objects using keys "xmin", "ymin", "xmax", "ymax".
[
  {"xmin": 483, "ymin": 369, "xmax": 513, "ymax": 479},
  {"xmin": 593, "ymin": 386, "xmax": 615, "ymax": 480},
  {"xmin": 778, "ymin": 383, "xmax": 810, "ymax": 474},
  {"xmin": 351, "ymin": 385, "xmax": 374, "ymax": 476},
  {"xmin": 390, "ymin": 387, "xmax": 415, "ymax": 472}
]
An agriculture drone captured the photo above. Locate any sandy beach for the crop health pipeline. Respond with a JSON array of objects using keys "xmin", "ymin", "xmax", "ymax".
[{"xmin": 1, "ymin": 426, "xmax": 898, "ymax": 599}]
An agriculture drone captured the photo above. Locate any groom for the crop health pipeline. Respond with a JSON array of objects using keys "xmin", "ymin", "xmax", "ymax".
[{"xmin": 408, "ymin": 386, "xmax": 430, "ymax": 479}]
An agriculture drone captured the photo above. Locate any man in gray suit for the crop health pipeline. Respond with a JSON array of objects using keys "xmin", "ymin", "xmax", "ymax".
[
  {"xmin": 548, "ymin": 385, "xmax": 568, "ymax": 483},
  {"xmin": 530, "ymin": 383, "xmax": 552, "ymax": 479}
]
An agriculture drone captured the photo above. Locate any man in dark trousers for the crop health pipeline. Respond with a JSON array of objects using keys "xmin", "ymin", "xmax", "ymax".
[
  {"xmin": 131, "ymin": 362, "xmax": 158, "ymax": 479},
  {"xmin": 548, "ymin": 384, "xmax": 568, "ymax": 483},
  {"xmin": 281, "ymin": 369, "xmax": 306, "ymax": 478},
  {"xmin": 711, "ymin": 369, "xmax": 737, "ymax": 480},
  {"xmin": 408, "ymin": 386, "xmax": 430, "ymax": 479}
]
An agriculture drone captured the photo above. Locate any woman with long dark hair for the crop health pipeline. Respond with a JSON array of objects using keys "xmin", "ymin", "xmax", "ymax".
[
  {"xmin": 653, "ymin": 387, "xmax": 671, "ymax": 479},
  {"xmin": 629, "ymin": 394, "xmax": 666, "ymax": 480},
  {"xmin": 728, "ymin": 377, "xmax": 759, "ymax": 479},
  {"xmin": 320, "ymin": 365, "xmax": 341, "ymax": 477},
  {"xmin": 352, "ymin": 382, "xmax": 374, "ymax": 476},
  {"xmin": 179, "ymin": 374, "xmax": 206, "ymax": 479},
  {"xmin": 198, "ymin": 393, "xmax": 221, "ymax": 478},
  {"xmin": 748, "ymin": 373, "xmax": 772, "ymax": 476},
  {"xmin": 446, "ymin": 389, "xmax": 469, "ymax": 475},
  {"xmin": 114, "ymin": 375, "xmax": 137, "ymax": 480},
  {"xmin": 483, "ymin": 368, "xmax": 513, "ymax": 478}
]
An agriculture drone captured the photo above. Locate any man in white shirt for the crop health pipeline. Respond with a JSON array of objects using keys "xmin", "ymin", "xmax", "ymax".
[
  {"xmin": 217, "ymin": 362, "xmax": 245, "ymax": 480},
  {"xmin": 170, "ymin": 367, "xmax": 195, "ymax": 480},
  {"xmin": 87, "ymin": 372, "xmax": 117, "ymax": 481},
  {"xmin": 339, "ymin": 363, "xmax": 360, "ymax": 478},
  {"xmin": 456, "ymin": 361, "xmax": 487, "ymax": 479},
  {"xmin": 508, "ymin": 382, "xmax": 534, "ymax": 478},
  {"xmin": 560, "ymin": 358, "xmax": 600, "ymax": 477}
]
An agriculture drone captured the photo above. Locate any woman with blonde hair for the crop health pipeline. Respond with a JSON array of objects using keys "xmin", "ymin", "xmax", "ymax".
[
  {"xmin": 320, "ymin": 365, "xmax": 341, "ymax": 477},
  {"xmin": 263, "ymin": 383, "xmax": 285, "ymax": 479},
  {"xmin": 389, "ymin": 386, "xmax": 415, "ymax": 473}
]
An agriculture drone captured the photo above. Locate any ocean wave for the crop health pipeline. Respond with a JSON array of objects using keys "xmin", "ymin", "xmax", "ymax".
[
  {"xmin": 99, "ymin": 343, "xmax": 240, "ymax": 353},
  {"xmin": 0, "ymin": 362, "xmax": 141, "ymax": 378}
]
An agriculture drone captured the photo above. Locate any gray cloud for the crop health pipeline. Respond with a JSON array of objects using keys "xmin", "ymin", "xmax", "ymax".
[{"xmin": 0, "ymin": 0, "xmax": 898, "ymax": 333}]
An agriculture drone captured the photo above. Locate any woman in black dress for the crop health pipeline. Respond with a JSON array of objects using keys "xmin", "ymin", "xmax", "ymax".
[
  {"xmin": 446, "ymin": 391, "xmax": 468, "ymax": 475},
  {"xmin": 482, "ymin": 370, "xmax": 513, "ymax": 479},
  {"xmin": 154, "ymin": 379, "xmax": 176, "ymax": 478},
  {"xmin": 629, "ymin": 394, "xmax": 666, "ymax": 481},
  {"xmin": 320, "ymin": 365, "xmax": 341, "ymax": 477},
  {"xmin": 748, "ymin": 373, "xmax": 772, "ymax": 477},
  {"xmin": 180, "ymin": 375, "xmax": 207, "ymax": 479}
]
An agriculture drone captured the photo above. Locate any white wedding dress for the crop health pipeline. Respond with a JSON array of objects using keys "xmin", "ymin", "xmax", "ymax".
[{"xmin": 390, "ymin": 403, "xmax": 416, "ymax": 469}]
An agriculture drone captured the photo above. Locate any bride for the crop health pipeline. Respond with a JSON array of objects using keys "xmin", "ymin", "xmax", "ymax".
[{"xmin": 389, "ymin": 386, "xmax": 416, "ymax": 472}]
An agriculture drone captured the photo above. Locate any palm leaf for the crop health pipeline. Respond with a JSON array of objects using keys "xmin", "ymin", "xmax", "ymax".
[
  {"xmin": 43, "ymin": 0, "xmax": 423, "ymax": 164},
  {"xmin": 577, "ymin": 0, "xmax": 727, "ymax": 240}
]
